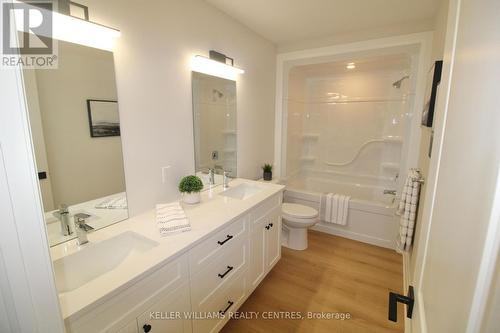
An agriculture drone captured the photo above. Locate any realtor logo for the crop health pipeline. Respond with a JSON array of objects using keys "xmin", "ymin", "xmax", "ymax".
[{"xmin": 1, "ymin": 0, "xmax": 57, "ymax": 68}]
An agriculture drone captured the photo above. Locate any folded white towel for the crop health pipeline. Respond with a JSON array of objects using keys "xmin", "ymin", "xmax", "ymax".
[
  {"xmin": 156, "ymin": 202, "xmax": 191, "ymax": 236},
  {"xmin": 322, "ymin": 193, "xmax": 350, "ymax": 225}
]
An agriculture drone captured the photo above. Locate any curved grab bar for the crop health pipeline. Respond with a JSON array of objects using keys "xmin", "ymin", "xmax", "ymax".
[{"xmin": 324, "ymin": 137, "xmax": 402, "ymax": 167}]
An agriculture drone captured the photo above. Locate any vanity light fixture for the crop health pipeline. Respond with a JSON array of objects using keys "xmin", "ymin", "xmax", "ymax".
[
  {"xmin": 13, "ymin": 1, "xmax": 120, "ymax": 51},
  {"xmin": 191, "ymin": 50, "xmax": 244, "ymax": 81},
  {"xmin": 346, "ymin": 62, "xmax": 356, "ymax": 69}
]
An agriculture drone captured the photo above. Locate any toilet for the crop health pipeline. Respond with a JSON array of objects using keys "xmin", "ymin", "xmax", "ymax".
[{"xmin": 281, "ymin": 203, "xmax": 319, "ymax": 250}]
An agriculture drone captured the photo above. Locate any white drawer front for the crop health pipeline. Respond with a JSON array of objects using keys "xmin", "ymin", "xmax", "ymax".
[
  {"xmin": 65, "ymin": 255, "xmax": 188, "ymax": 333},
  {"xmin": 191, "ymin": 238, "xmax": 248, "ymax": 310},
  {"xmin": 192, "ymin": 271, "xmax": 247, "ymax": 333},
  {"xmin": 189, "ymin": 216, "xmax": 247, "ymax": 274}
]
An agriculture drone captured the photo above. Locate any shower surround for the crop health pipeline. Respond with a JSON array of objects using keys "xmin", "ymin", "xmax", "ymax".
[{"xmin": 283, "ymin": 55, "xmax": 415, "ymax": 249}]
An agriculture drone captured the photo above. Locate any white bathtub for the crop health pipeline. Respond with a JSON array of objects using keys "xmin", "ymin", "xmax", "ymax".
[{"xmin": 283, "ymin": 174, "xmax": 398, "ymax": 249}]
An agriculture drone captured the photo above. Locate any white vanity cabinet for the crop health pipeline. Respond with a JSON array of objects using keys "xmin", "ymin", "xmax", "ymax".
[
  {"xmin": 65, "ymin": 190, "xmax": 283, "ymax": 333},
  {"xmin": 248, "ymin": 197, "xmax": 282, "ymax": 292}
]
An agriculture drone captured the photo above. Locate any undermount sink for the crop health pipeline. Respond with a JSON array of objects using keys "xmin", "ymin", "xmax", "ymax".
[
  {"xmin": 219, "ymin": 183, "xmax": 264, "ymax": 200},
  {"xmin": 53, "ymin": 231, "xmax": 159, "ymax": 293}
]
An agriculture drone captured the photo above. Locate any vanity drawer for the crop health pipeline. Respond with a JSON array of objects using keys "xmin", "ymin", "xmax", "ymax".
[
  {"xmin": 251, "ymin": 193, "xmax": 282, "ymax": 222},
  {"xmin": 191, "ymin": 237, "xmax": 248, "ymax": 310},
  {"xmin": 65, "ymin": 254, "xmax": 189, "ymax": 333},
  {"xmin": 192, "ymin": 271, "xmax": 247, "ymax": 333},
  {"xmin": 189, "ymin": 216, "xmax": 247, "ymax": 274}
]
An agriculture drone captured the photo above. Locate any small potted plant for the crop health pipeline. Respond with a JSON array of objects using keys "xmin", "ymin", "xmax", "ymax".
[
  {"xmin": 262, "ymin": 163, "xmax": 273, "ymax": 181},
  {"xmin": 178, "ymin": 175, "xmax": 204, "ymax": 204}
]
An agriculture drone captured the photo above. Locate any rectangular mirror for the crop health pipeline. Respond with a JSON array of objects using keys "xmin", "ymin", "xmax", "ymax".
[
  {"xmin": 192, "ymin": 72, "xmax": 237, "ymax": 188},
  {"xmin": 23, "ymin": 40, "xmax": 127, "ymax": 247}
]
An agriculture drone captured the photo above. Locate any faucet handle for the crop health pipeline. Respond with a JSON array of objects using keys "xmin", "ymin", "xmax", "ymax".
[{"xmin": 74, "ymin": 213, "xmax": 93, "ymax": 231}]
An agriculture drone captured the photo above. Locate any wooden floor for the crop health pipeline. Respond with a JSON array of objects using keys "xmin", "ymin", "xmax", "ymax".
[{"xmin": 221, "ymin": 231, "xmax": 405, "ymax": 333}]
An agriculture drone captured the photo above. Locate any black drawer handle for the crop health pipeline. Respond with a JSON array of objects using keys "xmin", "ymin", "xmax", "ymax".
[
  {"xmin": 219, "ymin": 300, "xmax": 234, "ymax": 315},
  {"xmin": 218, "ymin": 265, "xmax": 234, "ymax": 279},
  {"xmin": 143, "ymin": 324, "xmax": 152, "ymax": 333},
  {"xmin": 217, "ymin": 234, "xmax": 233, "ymax": 245}
]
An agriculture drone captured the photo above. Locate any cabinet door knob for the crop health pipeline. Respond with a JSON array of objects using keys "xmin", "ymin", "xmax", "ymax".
[
  {"xmin": 269, "ymin": 223, "xmax": 274, "ymax": 228},
  {"xmin": 143, "ymin": 324, "xmax": 152, "ymax": 332},
  {"xmin": 265, "ymin": 224, "xmax": 271, "ymax": 230}
]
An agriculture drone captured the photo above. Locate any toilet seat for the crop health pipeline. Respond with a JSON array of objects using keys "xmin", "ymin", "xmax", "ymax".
[{"xmin": 282, "ymin": 203, "xmax": 318, "ymax": 219}]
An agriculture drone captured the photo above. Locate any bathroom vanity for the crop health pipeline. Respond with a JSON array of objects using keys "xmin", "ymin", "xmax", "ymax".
[{"xmin": 51, "ymin": 179, "xmax": 284, "ymax": 333}]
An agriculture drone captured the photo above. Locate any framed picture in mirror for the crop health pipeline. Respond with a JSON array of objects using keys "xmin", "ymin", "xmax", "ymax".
[{"xmin": 87, "ymin": 99, "xmax": 120, "ymax": 137}]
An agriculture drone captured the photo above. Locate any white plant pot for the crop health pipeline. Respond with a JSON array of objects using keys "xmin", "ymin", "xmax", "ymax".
[{"xmin": 183, "ymin": 192, "xmax": 201, "ymax": 204}]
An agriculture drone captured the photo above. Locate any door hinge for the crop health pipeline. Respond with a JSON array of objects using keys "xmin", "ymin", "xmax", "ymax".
[{"xmin": 388, "ymin": 286, "xmax": 414, "ymax": 322}]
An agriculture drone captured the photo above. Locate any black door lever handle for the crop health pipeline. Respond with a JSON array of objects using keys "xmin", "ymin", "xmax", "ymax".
[{"xmin": 388, "ymin": 286, "xmax": 414, "ymax": 322}]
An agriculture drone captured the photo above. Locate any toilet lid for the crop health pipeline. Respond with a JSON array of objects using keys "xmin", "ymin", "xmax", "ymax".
[{"xmin": 282, "ymin": 203, "xmax": 318, "ymax": 219}]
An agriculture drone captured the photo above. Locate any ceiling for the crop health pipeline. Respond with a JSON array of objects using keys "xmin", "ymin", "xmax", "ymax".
[{"xmin": 206, "ymin": 0, "xmax": 440, "ymax": 45}]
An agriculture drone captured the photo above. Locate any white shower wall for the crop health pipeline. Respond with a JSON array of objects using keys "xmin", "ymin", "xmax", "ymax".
[{"xmin": 286, "ymin": 59, "xmax": 413, "ymax": 187}]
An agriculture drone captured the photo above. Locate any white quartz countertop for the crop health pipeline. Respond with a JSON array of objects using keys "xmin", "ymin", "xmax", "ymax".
[{"xmin": 50, "ymin": 178, "xmax": 284, "ymax": 321}]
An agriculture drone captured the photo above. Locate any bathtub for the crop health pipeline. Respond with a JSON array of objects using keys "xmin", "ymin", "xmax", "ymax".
[{"xmin": 283, "ymin": 174, "xmax": 399, "ymax": 249}]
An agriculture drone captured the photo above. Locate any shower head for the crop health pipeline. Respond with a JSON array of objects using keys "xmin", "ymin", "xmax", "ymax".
[
  {"xmin": 392, "ymin": 75, "xmax": 410, "ymax": 89},
  {"xmin": 212, "ymin": 89, "xmax": 224, "ymax": 100}
]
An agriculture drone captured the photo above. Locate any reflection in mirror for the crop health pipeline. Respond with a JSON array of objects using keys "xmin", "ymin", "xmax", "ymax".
[
  {"xmin": 23, "ymin": 40, "xmax": 127, "ymax": 247},
  {"xmin": 192, "ymin": 72, "xmax": 237, "ymax": 190}
]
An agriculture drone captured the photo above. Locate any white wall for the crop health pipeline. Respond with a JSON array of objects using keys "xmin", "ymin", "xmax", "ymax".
[
  {"xmin": 410, "ymin": 0, "xmax": 449, "ymax": 277},
  {"xmin": 83, "ymin": 0, "xmax": 276, "ymax": 215},
  {"xmin": 417, "ymin": 0, "xmax": 500, "ymax": 330},
  {"xmin": 34, "ymin": 41, "xmax": 125, "ymax": 207},
  {"xmin": 277, "ymin": 20, "xmax": 434, "ymax": 53}
]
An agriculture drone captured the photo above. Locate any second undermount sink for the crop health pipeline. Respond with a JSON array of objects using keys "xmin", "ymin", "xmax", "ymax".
[
  {"xmin": 219, "ymin": 183, "xmax": 264, "ymax": 200},
  {"xmin": 53, "ymin": 231, "xmax": 159, "ymax": 293}
]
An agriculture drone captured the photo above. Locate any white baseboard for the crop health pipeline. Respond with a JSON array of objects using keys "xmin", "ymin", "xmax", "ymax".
[{"xmin": 311, "ymin": 223, "xmax": 395, "ymax": 249}]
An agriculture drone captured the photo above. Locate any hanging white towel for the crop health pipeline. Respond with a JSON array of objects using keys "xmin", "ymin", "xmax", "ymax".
[
  {"xmin": 156, "ymin": 202, "xmax": 191, "ymax": 236},
  {"xmin": 396, "ymin": 169, "xmax": 422, "ymax": 252},
  {"xmin": 321, "ymin": 193, "xmax": 350, "ymax": 225}
]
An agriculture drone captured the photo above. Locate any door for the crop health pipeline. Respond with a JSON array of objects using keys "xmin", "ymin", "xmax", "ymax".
[
  {"xmin": 137, "ymin": 282, "xmax": 192, "ymax": 333},
  {"xmin": 409, "ymin": 0, "xmax": 500, "ymax": 332},
  {"xmin": 265, "ymin": 211, "xmax": 281, "ymax": 270},
  {"xmin": 248, "ymin": 215, "xmax": 267, "ymax": 291}
]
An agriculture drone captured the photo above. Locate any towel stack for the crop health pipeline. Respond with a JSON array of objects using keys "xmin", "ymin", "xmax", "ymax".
[
  {"xmin": 156, "ymin": 202, "xmax": 191, "ymax": 236},
  {"xmin": 322, "ymin": 193, "xmax": 350, "ymax": 225}
]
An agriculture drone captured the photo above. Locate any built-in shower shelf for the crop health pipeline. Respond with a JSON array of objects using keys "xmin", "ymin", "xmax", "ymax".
[
  {"xmin": 300, "ymin": 156, "xmax": 316, "ymax": 162},
  {"xmin": 301, "ymin": 133, "xmax": 320, "ymax": 140}
]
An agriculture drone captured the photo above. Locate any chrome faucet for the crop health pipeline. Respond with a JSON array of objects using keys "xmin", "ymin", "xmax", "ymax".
[
  {"xmin": 208, "ymin": 168, "xmax": 215, "ymax": 185},
  {"xmin": 56, "ymin": 204, "xmax": 72, "ymax": 236},
  {"xmin": 223, "ymin": 170, "xmax": 231, "ymax": 189},
  {"xmin": 383, "ymin": 189, "xmax": 397, "ymax": 195},
  {"xmin": 74, "ymin": 213, "xmax": 94, "ymax": 245}
]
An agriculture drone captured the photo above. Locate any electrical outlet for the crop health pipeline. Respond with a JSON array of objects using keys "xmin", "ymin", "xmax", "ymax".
[{"xmin": 161, "ymin": 166, "xmax": 171, "ymax": 183}]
